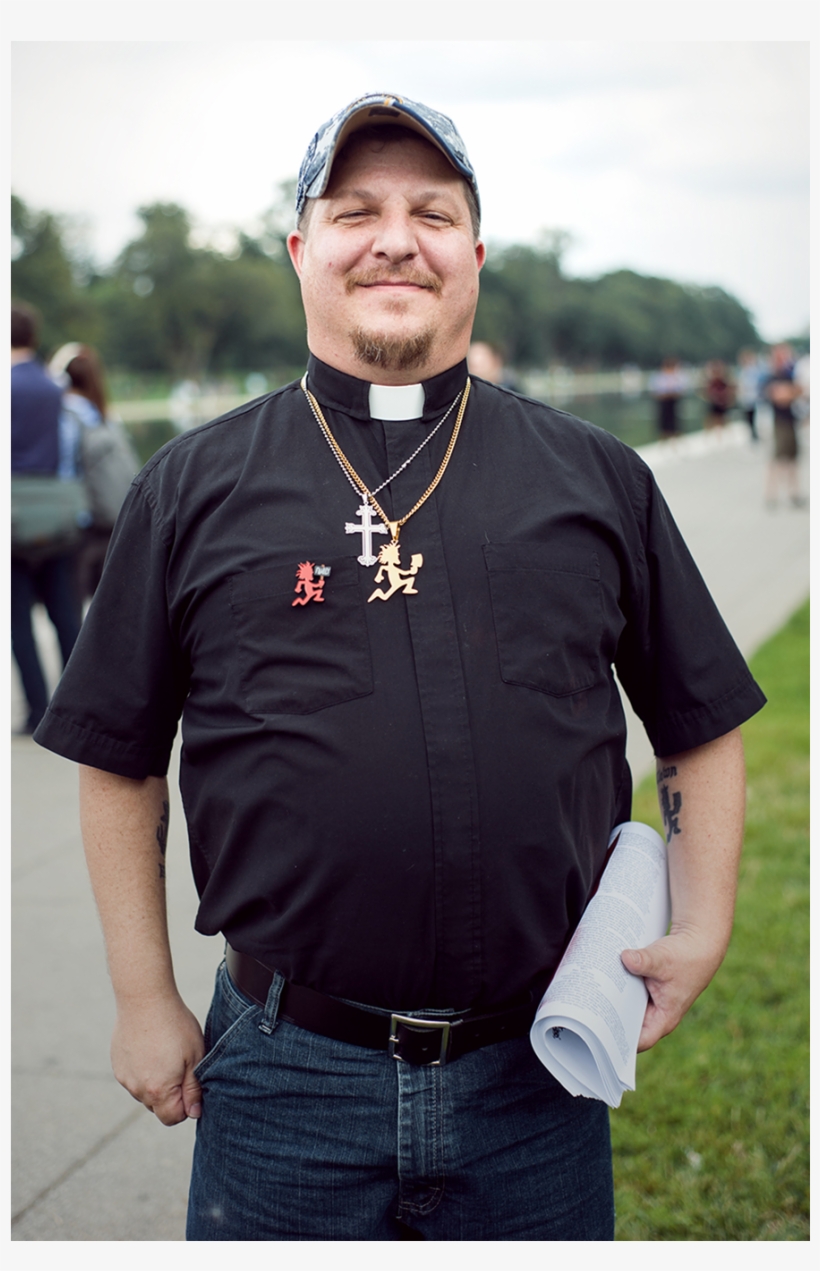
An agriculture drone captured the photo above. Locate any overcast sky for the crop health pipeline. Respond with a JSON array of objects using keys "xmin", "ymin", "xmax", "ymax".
[{"xmin": 10, "ymin": 34, "xmax": 810, "ymax": 343}]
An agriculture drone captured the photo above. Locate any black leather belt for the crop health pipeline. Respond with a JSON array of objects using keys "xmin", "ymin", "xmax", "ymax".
[{"xmin": 226, "ymin": 945, "xmax": 535, "ymax": 1066}]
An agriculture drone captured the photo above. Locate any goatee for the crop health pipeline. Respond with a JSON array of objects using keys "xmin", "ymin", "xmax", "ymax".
[{"xmin": 351, "ymin": 327, "xmax": 435, "ymax": 372}]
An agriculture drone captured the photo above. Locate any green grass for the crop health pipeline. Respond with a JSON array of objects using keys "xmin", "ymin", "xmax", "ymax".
[{"xmin": 612, "ymin": 600, "xmax": 809, "ymax": 1240}]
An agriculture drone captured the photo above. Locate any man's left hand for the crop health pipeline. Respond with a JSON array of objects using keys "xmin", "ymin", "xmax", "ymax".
[{"xmin": 621, "ymin": 925, "xmax": 725, "ymax": 1052}]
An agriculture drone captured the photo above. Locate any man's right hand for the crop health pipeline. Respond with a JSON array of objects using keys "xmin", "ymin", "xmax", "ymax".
[
  {"xmin": 79, "ymin": 768, "xmax": 206, "ymax": 1127},
  {"xmin": 111, "ymin": 993, "xmax": 206, "ymax": 1126}
]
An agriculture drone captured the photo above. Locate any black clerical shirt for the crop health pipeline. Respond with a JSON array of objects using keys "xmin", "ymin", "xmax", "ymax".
[{"xmin": 34, "ymin": 356, "xmax": 765, "ymax": 1010}]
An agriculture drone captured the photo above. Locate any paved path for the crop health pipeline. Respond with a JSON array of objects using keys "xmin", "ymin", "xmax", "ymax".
[{"xmin": 11, "ymin": 417, "xmax": 809, "ymax": 1240}]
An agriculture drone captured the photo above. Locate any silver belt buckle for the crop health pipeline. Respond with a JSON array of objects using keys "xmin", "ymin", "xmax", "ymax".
[{"xmin": 389, "ymin": 1014, "xmax": 451, "ymax": 1066}]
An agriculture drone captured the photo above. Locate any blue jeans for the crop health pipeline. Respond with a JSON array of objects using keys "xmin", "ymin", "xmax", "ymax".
[
  {"xmin": 186, "ymin": 961, "xmax": 614, "ymax": 1240},
  {"xmin": 11, "ymin": 553, "xmax": 81, "ymax": 731}
]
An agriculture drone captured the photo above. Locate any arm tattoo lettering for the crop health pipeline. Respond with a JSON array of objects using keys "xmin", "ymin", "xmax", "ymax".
[
  {"xmin": 156, "ymin": 800, "xmax": 169, "ymax": 881},
  {"xmin": 659, "ymin": 783, "xmax": 682, "ymax": 844},
  {"xmin": 656, "ymin": 765, "xmax": 678, "ymax": 784}
]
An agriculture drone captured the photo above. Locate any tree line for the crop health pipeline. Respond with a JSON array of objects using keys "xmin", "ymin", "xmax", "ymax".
[{"xmin": 12, "ymin": 191, "xmax": 762, "ymax": 379}]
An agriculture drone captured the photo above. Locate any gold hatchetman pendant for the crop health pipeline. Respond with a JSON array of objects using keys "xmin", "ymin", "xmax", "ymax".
[{"xmin": 367, "ymin": 537, "xmax": 423, "ymax": 603}]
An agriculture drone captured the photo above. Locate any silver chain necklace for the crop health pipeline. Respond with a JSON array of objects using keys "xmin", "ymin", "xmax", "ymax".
[{"xmin": 303, "ymin": 377, "xmax": 463, "ymax": 501}]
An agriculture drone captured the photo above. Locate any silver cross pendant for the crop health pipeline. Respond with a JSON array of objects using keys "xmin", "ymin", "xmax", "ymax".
[{"xmin": 345, "ymin": 502, "xmax": 388, "ymax": 566}]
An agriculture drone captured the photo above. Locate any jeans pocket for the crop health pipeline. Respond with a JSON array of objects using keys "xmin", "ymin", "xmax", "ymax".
[
  {"xmin": 195, "ymin": 961, "xmax": 260, "ymax": 1082},
  {"xmin": 483, "ymin": 543, "xmax": 604, "ymax": 697}
]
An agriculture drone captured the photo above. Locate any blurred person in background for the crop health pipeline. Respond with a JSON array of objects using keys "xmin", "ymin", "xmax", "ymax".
[
  {"xmin": 49, "ymin": 343, "xmax": 137, "ymax": 602},
  {"xmin": 736, "ymin": 348, "xmax": 762, "ymax": 442},
  {"xmin": 793, "ymin": 349, "xmax": 810, "ymax": 425},
  {"xmin": 467, "ymin": 340, "xmax": 520, "ymax": 390},
  {"xmin": 763, "ymin": 343, "xmax": 804, "ymax": 508},
  {"xmin": 649, "ymin": 356, "xmax": 688, "ymax": 440},
  {"xmin": 702, "ymin": 360, "xmax": 735, "ymax": 431},
  {"xmin": 11, "ymin": 304, "xmax": 83, "ymax": 734}
]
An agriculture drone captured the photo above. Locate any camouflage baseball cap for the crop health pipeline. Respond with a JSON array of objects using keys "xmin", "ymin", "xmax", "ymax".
[{"xmin": 295, "ymin": 92, "xmax": 480, "ymax": 218}]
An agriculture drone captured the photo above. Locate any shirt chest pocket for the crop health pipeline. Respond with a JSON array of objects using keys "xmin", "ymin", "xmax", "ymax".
[
  {"xmin": 228, "ymin": 557, "xmax": 373, "ymax": 715},
  {"xmin": 483, "ymin": 543, "xmax": 604, "ymax": 697}
]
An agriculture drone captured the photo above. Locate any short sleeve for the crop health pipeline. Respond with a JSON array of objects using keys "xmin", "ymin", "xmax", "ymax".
[
  {"xmin": 33, "ymin": 480, "xmax": 189, "ymax": 778},
  {"xmin": 614, "ymin": 460, "xmax": 766, "ymax": 756}
]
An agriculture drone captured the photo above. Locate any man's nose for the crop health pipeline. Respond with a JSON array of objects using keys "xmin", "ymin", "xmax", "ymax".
[{"xmin": 370, "ymin": 211, "xmax": 418, "ymax": 263}]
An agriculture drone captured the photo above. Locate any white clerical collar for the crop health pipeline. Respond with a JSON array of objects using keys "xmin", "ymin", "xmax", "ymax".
[{"xmin": 368, "ymin": 382, "xmax": 425, "ymax": 421}]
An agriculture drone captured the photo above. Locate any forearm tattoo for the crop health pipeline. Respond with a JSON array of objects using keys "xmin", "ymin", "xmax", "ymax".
[
  {"xmin": 156, "ymin": 801, "xmax": 169, "ymax": 880},
  {"xmin": 657, "ymin": 765, "xmax": 682, "ymax": 844}
]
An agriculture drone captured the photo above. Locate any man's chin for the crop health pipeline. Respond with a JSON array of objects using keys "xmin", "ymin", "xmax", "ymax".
[{"xmin": 350, "ymin": 326, "xmax": 435, "ymax": 373}]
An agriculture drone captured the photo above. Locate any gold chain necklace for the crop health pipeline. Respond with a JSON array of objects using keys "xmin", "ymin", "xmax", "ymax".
[{"xmin": 301, "ymin": 376, "xmax": 471, "ymax": 602}]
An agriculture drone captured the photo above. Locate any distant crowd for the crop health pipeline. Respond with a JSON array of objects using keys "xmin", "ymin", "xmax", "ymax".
[{"xmin": 648, "ymin": 343, "xmax": 809, "ymax": 507}]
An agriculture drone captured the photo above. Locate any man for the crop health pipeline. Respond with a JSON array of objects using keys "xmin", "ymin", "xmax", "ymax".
[
  {"xmin": 467, "ymin": 339, "xmax": 520, "ymax": 390},
  {"xmin": 763, "ymin": 343, "xmax": 803, "ymax": 507},
  {"xmin": 649, "ymin": 356, "xmax": 688, "ymax": 440},
  {"xmin": 34, "ymin": 93, "xmax": 765, "ymax": 1241},
  {"xmin": 736, "ymin": 348, "xmax": 762, "ymax": 442},
  {"xmin": 11, "ymin": 303, "xmax": 83, "ymax": 733}
]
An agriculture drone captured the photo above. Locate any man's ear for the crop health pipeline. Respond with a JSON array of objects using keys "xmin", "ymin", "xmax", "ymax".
[
  {"xmin": 475, "ymin": 239, "xmax": 486, "ymax": 272},
  {"xmin": 287, "ymin": 231, "xmax": 305, "ymax": 277}
]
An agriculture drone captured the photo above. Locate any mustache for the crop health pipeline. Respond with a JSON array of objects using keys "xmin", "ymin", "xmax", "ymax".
[{"xmin": 346, "ymin": 268, "xmax": 442, "ymax": 295}]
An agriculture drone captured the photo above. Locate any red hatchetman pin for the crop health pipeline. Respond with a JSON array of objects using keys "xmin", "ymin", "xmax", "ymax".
[{"xmin": 292, "ymin": 562, "xmax": 331, "ymax": 606}]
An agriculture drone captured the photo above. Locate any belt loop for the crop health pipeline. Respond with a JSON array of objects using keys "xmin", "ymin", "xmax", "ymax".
[{"xmin": 258, "ymin": 970, "xmax": 286, "ymax": 1035}]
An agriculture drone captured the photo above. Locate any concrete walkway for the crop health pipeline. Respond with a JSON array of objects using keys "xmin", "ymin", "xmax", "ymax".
[{"xmin": 10, "ymin": 417, "xmax": 809, "ymax": 1240}]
